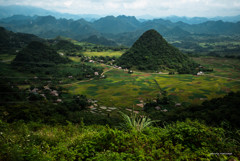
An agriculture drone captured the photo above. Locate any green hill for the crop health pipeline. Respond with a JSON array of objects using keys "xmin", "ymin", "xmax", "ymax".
[
  {"xmin": 0, "ymin": 27, "xmax": 43, "ymax": 54},
  {"xmin": 117, "ymin": 29, "xmax": 198, "ymax": 73},
  {"xmin": 81, "ymin": 35, "xmax": 118, "ymax": 46},
  {"xmin": 12, "ymin": 41, "xmax": 70, "ymax": 67},
  {"xmin": 52, "ymin": 39, "xmax": 83, "ymax": 52}
]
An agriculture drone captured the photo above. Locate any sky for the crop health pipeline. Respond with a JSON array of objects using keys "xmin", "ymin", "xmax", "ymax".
[{"xmin": 0, "ymin": 0, "xmax": 240, "ymax": 18}]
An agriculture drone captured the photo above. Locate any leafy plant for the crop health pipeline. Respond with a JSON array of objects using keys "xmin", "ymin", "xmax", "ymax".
[{"xmin": 119, "ymin": 111, "xmax": 158, "ymax": 132}]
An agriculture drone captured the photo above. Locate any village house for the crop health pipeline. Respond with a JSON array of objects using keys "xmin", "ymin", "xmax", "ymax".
[
  {"xmin": 197, "ymin": 71, "xmax": 204, "ymax": 76},
  {"xmin": 31, "ymin": 88, "xmax": 38, "ymax": 93},
  {"xmin": 44, "ymin": 86, "xmax": 50, "ymax": 90},
  {"xmin": 40, "ymin": 94, "xmax": 46, "ymax": 99},
  {"xmin": 161, "ymin": 109, "xmax": 168, "ymax": 112},
  {"xmin": 175, "ymin": 103, "xmax": 181, "ymax": 107},
  {"xmin": 136, "ymin": 103, "xmax": 144, "ymax": 108},
  {"xmin": 51, "ymin": 90, "xmax": 59, "ymax": 97},
  {"xmin": 155, "ymin": 106, "xmax": 161, "ymax": 110},
  {"xmin": 56, "ymin": 99, "xmax": 62, "ymax": 103}
]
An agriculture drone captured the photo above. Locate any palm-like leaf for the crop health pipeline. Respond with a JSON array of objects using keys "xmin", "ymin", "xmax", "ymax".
[{"xmin": 119, "ymin": 111, "xmax": 159, "ymax": 132}]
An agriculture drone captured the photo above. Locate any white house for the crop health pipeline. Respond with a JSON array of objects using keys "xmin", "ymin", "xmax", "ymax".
[{"xmin": 197, "ymin": 71, "xmax": 204, "ymax": 76}]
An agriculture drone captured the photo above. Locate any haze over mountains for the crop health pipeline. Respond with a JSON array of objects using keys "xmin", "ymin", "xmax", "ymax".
[
  {"xmin": 1, "ymin": 5, "xmax": 240, "ymax": 23},
  {"xmin": 0, "ymin": 5, "xmax": 101, "ymax": 21},
  {"xmin": 0, "ymin": 5, "xmax": 240, "ymax": 47}
]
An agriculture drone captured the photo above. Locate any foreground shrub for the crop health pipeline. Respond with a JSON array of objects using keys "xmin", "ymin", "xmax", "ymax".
[{"xmin": 0, "ymin": 119, "xmax": 239, "ymax": 160}]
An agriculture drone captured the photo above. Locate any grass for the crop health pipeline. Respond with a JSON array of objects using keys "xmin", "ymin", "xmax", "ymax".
[
  {"xmin": 64, "ymin": 62, "xmax": 240, "ymax": 107},
  {"xmin": 1, "ymin": 52, "xmax": 239, "ymax": 109},
  {"xmin": 68, "ymin": 56, "xmax": 82, "ymax": 62},
  {"xmin": 0, "ymin": 54, "xmax": 16, "ymax": 63},
  {"xmin": 83, "ymin": 51, "xmax": 124, "ymax": 57},
  {"xmin": 193, "ymin": 56, "xmax": 240, "ymax": 79},
  {"xmin": 120, "ymin": 111, "xmax": 157, "ymax": 132}
]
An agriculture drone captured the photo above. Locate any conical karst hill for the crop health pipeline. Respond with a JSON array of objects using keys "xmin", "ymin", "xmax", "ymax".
[
  {"xmin": 117, "ymin": 29, "xmax": 198, "ymax": 73},
  {"xmin": 12, "ymin": 41, "xmax": 70, "ymax": 67}
]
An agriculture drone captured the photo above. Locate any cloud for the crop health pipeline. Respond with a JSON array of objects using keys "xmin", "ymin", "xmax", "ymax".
[
  {"xmin": 0, "ymin": 0, "xmax": 240, "ymax": 17},
  {"xmin": 123, "ymin": 0, "xmax": 147, "ymax": 10},
  {"xmin": 64, "ymin": 1, "xmax": 73, "ymax": 7}
]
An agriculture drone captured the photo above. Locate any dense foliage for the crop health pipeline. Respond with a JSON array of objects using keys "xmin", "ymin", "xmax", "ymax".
[
  {"xmin": 81, "ymin": 35, "xmax": 118, "ymax": 46},
  {"xmin": 12, "ymin": 41, "xmax": 70, "ymax": 68},
  {"xmin": 52, "ymin": 39, "xmax": 83, "ymax": 54},
  {"xmin": 117, "ymin": 29, "xmax": 198, "ymax": 73},
  {"xmin": 0, "ymin": 27, "xmax": 43, "ymax": 54},
  {"xmin": 0, "ymin": 82, "xmax": 115, "ymax": 126},
  {"xmin": 145, "ymin": 91, "xmax": 240, "ymax": 129},
  {"xmin": 0, "ymin": 119, "xmax": 239, "ymax": 160}
]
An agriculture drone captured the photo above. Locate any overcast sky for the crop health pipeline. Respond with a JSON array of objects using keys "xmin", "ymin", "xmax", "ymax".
[{"xmin": 0, "ymin": 0, "xmax": 240, "ymax": 17}]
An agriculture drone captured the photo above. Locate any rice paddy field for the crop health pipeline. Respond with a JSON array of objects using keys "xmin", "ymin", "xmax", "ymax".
[
  {"xmin": 0, "ymin": 54, "xmax": 16, "ymax": 63},
  {"xmin": 82, "ymin": 51, "xmax": 124, "ymax": 57},
  {"xmin": 193, "ymin": 57, "xmax": 240, "ymax": 79},
  {"xmin": 64, "ymin": 56, "xmax": 240, "ymax": 107}
]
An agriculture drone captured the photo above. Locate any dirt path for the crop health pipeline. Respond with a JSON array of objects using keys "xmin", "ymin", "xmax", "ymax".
[
  {"xmin": 101, "ymin": 67, "xmax": 114, "ymax": 75},
  {"xmin": 63, "ymin": 66, "xmax": 114, "ymax": 87},
  {"xmin": 63, "ymin": 78, "xmax": 94, "ymax": 87},
  {"xmin": 1, "ymin": 60, "xmax": 12, "ymax": 63}
]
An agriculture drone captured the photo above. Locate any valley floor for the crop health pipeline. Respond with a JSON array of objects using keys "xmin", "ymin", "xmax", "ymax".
[{"xmin": 62, "ymin": 56, "xmax": 240, "ymax": 111}]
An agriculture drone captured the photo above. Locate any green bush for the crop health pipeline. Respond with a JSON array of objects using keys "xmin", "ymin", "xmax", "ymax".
[{"xmin": 1, "ymin": 119, "xmax": 238, "ymax": 160}]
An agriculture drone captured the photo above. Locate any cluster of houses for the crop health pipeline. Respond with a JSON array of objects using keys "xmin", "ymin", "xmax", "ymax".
[
  {"xmin": 29, "ymin": 85, "xmax": 62, "ymax": 103},
  {"xmin": 136, "ymin": 99, "xmax": 182, "ymax": 113},
  {"xmin": 113, "ymin": 66, "xmax": 133, "ymax": 74}
]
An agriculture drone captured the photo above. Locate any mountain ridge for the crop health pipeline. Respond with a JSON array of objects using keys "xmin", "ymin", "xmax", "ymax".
[
  {"xmin": 1, "ymin": 14, "xmax": 240, "ymax": 47},
  {"xmin": 1, "ymin": 5, "xmax": 240, "ymax": 23}
]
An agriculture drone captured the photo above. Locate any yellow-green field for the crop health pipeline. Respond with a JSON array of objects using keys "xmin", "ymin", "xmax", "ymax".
[
  {"xmin": 0, "ymin": 54, "xmax": 16, "ymax": 63},
  {"xmin": 193, "ymin": 57, "xmax": 240, "ymax": 79},
  {"xmin": 83, "ymin": 51, "xmax": 124, "ymax": 57},
  {"xmin": 68, "ymin": 56, "xmax": 82, "ymax": 62},
  {"xmin": 64, "ymin": 67, "xmax": 240, "ymax": 107}
]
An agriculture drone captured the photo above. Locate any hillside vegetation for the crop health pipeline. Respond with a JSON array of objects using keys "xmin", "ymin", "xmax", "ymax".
[
  {"xmin": 0, "ymin": 27, "xmax": 43, "ymax": 54},
  {"xmin": 12, "ymin": 41, "xmax": 70, "ymax": 68},
  {"xmin": 1, "ymin": 119, "xmax": 239, "ymax": 161},
  {"xmin": 0, "ymin": 26, "xmax": 240, "ymax": 160},
  {"xmin": 117, "ymin": 29, "xmax": 198, "ymax": 73}
]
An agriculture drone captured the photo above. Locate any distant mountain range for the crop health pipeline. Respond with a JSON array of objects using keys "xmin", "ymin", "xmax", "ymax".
[
  {"xmin": 1, "ymin": 6, "xmax": 240, "ymax": 47},
  {"xmin": 1, "ymin": 14, "xmax": 240, "ymax": 46},
  {"xmin": 0, "ymin": 5, "xmax": 101, "ymax": 21},
  {"xmin": 163, "ymin": 15, "xmax": 240, "ymax": 24},
  {"xmin": 1, "ymin": 5, "xmax": 240, "ymax": 24}
]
